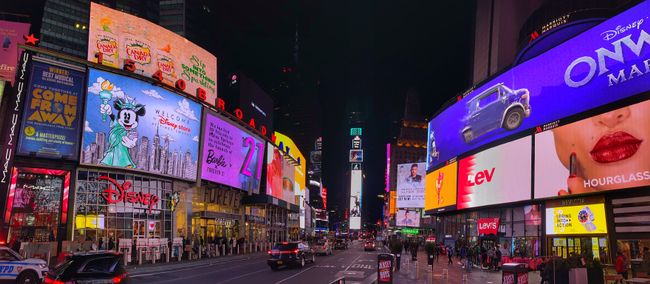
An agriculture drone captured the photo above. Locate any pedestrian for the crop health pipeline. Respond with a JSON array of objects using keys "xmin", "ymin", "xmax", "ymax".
[
  {"xmin": 447, "ymin": 247, "xmax": 453, "ymax": 265},
  {"xmin": 98, "ymin": 237, "xmax": 104, "ymax": 250},
  {"xmin": 615, "ymin": 251, "xmax": 628, "ymax": 282},
  {"xmin": 404, "ymin": 240, "xmax": 410, "ymax": 255},
  {"xmin": 495, "ymin": 246, "xmax": 502, "ymax": 271},
  {"xmin": 466, "ymin": 246, "xmax": 474, "ymax": 272},
  {"xmin": 108, "ymin": 237, "xmax": 115, "ymax": 251}
]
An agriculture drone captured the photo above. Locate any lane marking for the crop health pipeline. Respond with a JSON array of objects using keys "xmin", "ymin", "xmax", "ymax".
[
  {"xmin": 215, "ymin": 268, "xmax": 268, "ymax": 284},
  {"xmin": 130, "ymin": 257, "xmax": 252, "ymax": 277},
  {"xmin": 273, "ymin": 266, "xmax": 315, "ymax": 284},
  {"xmin": 344, "ymin": 254, "xmax": 364, "ymax": 271}
]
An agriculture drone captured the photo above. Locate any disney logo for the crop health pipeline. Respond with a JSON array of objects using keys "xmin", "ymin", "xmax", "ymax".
[
  {"xmin": 99, "ymin": 176, "xmax": 159, "ymax": 213},
  {"xmin": 601, "ymin": 18, "xmax": 645, "ymax": 41}
]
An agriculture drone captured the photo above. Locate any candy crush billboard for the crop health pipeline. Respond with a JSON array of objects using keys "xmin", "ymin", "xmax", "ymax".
[
  {"xmin": 457, "ymin": 136, "xmax": 532, "ymax": 210},
  {"xmin": 201, "ymin": 111, "xmax": 265, "ymax": 193},
  {"xmin": 427, "ymin": 1, "xmax": 650, "ymax": 170},
  {"xmin": 87, "ymin": 2, "xmax": 217, "ymax": 106}
]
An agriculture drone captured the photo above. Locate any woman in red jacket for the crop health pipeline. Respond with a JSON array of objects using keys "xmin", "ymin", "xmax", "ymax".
[{"xmin": 615, "ymin": 251, "xmax": 628, "ymax": 282}]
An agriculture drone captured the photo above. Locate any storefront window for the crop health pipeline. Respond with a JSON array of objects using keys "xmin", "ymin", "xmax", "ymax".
[
  {"xmin": 74, "ymin": 170, "xmax": 173, "ymax": 243},
  {"xmin": 6, "ymin": 167, "xmax": 70, "ymax": 243}
]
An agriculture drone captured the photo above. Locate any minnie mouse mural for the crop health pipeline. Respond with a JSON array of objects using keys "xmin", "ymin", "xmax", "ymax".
[{"xmin": 97, "ymin": 80, "xmax": 146, "ymax": 168}]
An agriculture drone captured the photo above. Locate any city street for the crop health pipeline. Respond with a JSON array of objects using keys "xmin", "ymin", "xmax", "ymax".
[{"xmin": 129, "ymin": 241, "xmax": 382, "ymax": 284}]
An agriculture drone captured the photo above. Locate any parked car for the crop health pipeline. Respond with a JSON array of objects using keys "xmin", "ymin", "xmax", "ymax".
[
  {"xmin": 334, "ymin": 239, "xmax": 348, "ymax": 250},
  {"xmin": 267, "ymin": 242, "xmax": 315, "ymax": 271},
  {"xmin": 461, "ymin": 83, "xmax": 531, "ymax": 143},
  {"xmin": 0, "ymin": 246, "xmax": 48, "ymax": 284},
  {"xmin": 43, "ymin": 251, "xmax": 128, "ymax": 284},
  {"xmin": 312, "ymin": 239, "xmax": 333, "ymax": 255},
  {"xmin": 364, "ymin": 240, "xmax": 376, "ymax": 251}
]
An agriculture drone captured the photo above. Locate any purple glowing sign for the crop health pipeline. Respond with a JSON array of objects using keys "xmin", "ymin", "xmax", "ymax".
[
  {"xmin": 201, "ymin": 111, "xmax": 265, "ymax": 193},
  {"xmin": 427, "ymin": 1, "xmax": 650, "ymax": 170}
]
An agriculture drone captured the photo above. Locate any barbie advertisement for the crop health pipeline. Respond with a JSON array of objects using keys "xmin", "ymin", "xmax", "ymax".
[
  {"xmin": 266, "ymin": 143, "xmax": 296, "ymax": 204},
  {"xmin": 427, "ymin": 1, "xmax": 650, "ymax": 170},
  {"xmin": 457, "ymin": 136, "xmax": 532, "ymax": 210},
  {"xmin": 534, "ymin": 99, "xmax": 650, "ymax": 198},
  {"xmin": 201, "ymin": 111, "xmax": 265, "ymax": 193}
]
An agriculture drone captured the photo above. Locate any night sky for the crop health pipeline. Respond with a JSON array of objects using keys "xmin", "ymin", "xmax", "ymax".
[{"xmin": 5, "ymin": 0, "xmax": 477, "ymax": 228}]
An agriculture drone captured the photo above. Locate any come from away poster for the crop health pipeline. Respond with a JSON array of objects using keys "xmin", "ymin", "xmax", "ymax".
[{"xmin": 17, "ymin": 60, "xmax": 85, "ymax": 160}]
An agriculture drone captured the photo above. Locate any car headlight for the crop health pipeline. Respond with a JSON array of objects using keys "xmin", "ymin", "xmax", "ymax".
[{"xmin": 39, "ymin": 263, "xmax": 48, "ymax": 269}]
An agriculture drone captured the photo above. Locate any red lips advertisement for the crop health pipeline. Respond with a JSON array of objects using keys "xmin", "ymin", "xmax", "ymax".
[{"xmin": 534, "ymin": 99, "xmax": 650, "ymax": 198}]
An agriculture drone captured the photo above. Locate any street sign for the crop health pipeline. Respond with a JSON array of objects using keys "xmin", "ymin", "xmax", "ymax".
[
  {"xmin": 351, "ymin": 163, "xmax": 361, "ymax": 170},
  {"xmin": 352, "ymin": 136, "xmax": 362, "ymax": 149},
  {"xmin": 350, "ymin": 128, "xmax": 362, "ymax": 136}
]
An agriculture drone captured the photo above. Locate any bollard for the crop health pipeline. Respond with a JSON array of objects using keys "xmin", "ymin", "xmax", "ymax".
[
  {"xmin": 138, "ymin": 249, "xmax": 144, "ymax": 266},
  {"xmin": 198, "ymin": 245, "xmax": 202, "ymax": 259},
  {"xmin": 177, "ymin": 248, "xmax": 182, "ymax": 262},
  {"xmin": 151, "ymin": 248, "xmax": 156, "ymax": 264},
  {"xmin": 222, "ymin": 245, "xmax": 225, "ymax": 256},
  {"xmin": 123, "ymin": 251, "xmax": 128, "ymax": 266},
  {"xmin": 237, "ymin": 246, "xmax": 240, "ymax": 255},
  {"xmin": 166, "ymin": 247, "xmax": 170, "ymax": 263}
]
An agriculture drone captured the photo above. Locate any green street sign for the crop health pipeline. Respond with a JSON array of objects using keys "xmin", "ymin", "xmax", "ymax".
[
  {"xmin": 350, "ymin": 128, "xmax": 362, "ymax": 136},
  {"xmin": 401, "ymin": 228, "xmax": 419, "ymax": 235}
]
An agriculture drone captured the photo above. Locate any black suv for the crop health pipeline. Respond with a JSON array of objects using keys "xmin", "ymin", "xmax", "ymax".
[
  {"xmin": 267, "ymin": 242, "xmax": 315, "ymax": 271},
  {"xmin": 44, "ymin": 251, "xmax": 128, "ymax": 284},
  {"xmin": 334, "ymin": 239, "xmax": 348, "ymax": 250}
]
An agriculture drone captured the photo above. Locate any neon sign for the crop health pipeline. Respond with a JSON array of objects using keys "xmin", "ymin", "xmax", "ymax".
[{"xmin": 99, "ymin": 176, "xmax": 159, "ymax": 213}]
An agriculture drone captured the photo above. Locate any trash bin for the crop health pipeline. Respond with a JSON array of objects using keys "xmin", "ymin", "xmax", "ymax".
[
  {"xmin": 377, "ymin": 253, "xmax": 395, "ymax": 284},
  {"xmin": 502, "ymin": 263, "xmax": 529, "ymax": 284}
]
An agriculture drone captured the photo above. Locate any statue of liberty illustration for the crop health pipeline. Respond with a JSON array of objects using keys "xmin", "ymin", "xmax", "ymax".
[{"xmin": 98, "ymin": 82, "xmax": 146, "ymax": 168}]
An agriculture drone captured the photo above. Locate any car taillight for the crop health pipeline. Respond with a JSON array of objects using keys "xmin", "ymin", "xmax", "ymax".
[
  {"xmin": 268, "ymin": 250, "xmax": 272, "ymax": 255},
  {"xmin": 112, "ymin": 273, "xmax": 127, "ymax": 283},
  {"xmin": 43, "ymin": 276, "xmax": 65, "ymax": 284},
  {"xmin": 293, "ymin": 249, "xmax": 299, "ymax": 254}
]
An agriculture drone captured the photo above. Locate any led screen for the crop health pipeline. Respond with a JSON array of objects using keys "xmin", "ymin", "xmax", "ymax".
[
  {"xmin": 545, "ymin": 203, "xmax": 607, "ymax": 235},
  {"xmin": 81, "ymin": 68, "xmax": 202, "ymax": 181},
  {"xmin": 201, "ymin": 111, "xmax": 265, "ymax": 192},
  {"xmin": 266, "ymin": 143, "xmax": 296, "ymax": 204},
  {"xmin": 17, "ymin": 61, "xmax": 85, "ymax": 160},
  {"xmin": 87, "ymin": 3, "xmax": 217, "ymax": 106},
  {"xmin": 396, "ymin": 162, "xmax": 426, "ymax": 208},
  {"xmin": 457, "ymin": 136, "xmax": 532, "ymax": 210},
  {"xmin": 427, "ymin": 1, "xmax": 650, "ymax": 170},
  {"xmin": 425, "ymin": 162, "xmax": 457, "ymax": 212},
  {"xmin": 396, "ymin": 209, "xmax": 420, "ymax": 227},
  {"xmin": 534, "ymin": 99, "xmax": 650, "ymax": 198},
  {"xmin": 0, "ymin": 20, "xmax": 30, "ymax": 84},
  {"xmin": 349, "ymin": 169, "xmax": 362, "ymax": 230}
]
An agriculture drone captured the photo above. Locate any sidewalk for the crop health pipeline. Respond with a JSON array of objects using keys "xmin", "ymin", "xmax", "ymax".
[
  {"xmin": 126, "ymin": 252, "xmax": 267, "ymax": 276},
  {"xmin": 393, "ymin": 252, "xmax": 541, "ymax": 284}
]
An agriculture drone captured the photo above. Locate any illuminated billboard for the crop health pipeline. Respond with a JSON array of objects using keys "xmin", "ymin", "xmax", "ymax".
[
  {"xmin": 545, "ymin": 203, "xmax": 607, "ymax": 235},
  {"xmin": 457, "ymin": 136, "xmax": 532, "ymax": 210},
  {"xmin": 396, "ymin": 163, "xmax": 426, "ymax": 208},
  {"xmin": 350, "ymin": 150, "xmax": 363, "ymax": 162},
  {"xmin": 273, "ymin": 132, "xmax": 306, "ymax": 226},
  {"xmin": 427, "ymin": 1, "xmax": 650, "ymax": 170},
  {"xmin": 424, "ymin": 162, "xmax": 457, "ymax": 212},
  {"xmin": 17, "ymin": 60, "xmax": 85, "ymax": 160},
  {"xmin": 266, "ymin": 143, "xmax": 296, "ymax": 204},
  {"xmin": 534, "ymin": 99, "xmax": 650, "ymax": 198},
  {"xmin": 201, "ymin": 111, "xmax": 265, "ymax": 193},
  {"xmin": 81, "ymin": 68, "xmax": 202, "ymax": 181},
  {"xmin": 396, "ymin": 209, "xmax": 420, "ymax": 227},
  {"xmin": 349, "ymin": 169, "xmax": 362, "ymax": 230},
  {"xmin": 87, "ymin": 2, "xmax": 217, "ymax": 105},
  {"xmin": 0, "ymin": 20, "xmax": 30, "ymax": 84}
]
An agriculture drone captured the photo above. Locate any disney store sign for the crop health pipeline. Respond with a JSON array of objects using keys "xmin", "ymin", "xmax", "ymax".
[{"xmin": 99, "ymin": 176, "xmax": 159, "ymax": 213}]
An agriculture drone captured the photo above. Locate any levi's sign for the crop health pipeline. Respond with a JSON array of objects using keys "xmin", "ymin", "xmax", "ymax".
[
  {"xmin": 427, "ymin": 1, "xmax": 650, "ymax": 171},
  {"xmin": 478, "ymin": 218, "xmax": 499, "ymax": 235}
]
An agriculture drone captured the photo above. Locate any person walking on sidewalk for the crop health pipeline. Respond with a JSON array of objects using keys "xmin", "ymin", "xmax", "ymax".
[
  {"xmin": 404, "ymin": 239, "xmax": 410, "ymax": 255},
  {"xmin": 615, "ymin": 251, "xmax": 628, "ymax": 282},
  {"xmin": 466, "ymin": 245, "xmax": 474, "ymax": 272},
  {"xmin": 447, "ymin": 247, "xmax": 453, "ymax": 265},
  {"xmin": 435, "ymin": 245, "xmax": 440, "ymax": 263}
]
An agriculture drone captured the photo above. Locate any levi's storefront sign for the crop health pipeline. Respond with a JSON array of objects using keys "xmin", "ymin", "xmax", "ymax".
[
  {"xmin": 545, "ymin": 203, "xmax": 607, "ymax": 235},
  {"xmin": 100, "ymin": 176, "xmax": 159, "ymax": 214},
  {"xmin": 457, "ymin": 136, "xmax": 532, "ymax": 209},
  {"xmin": 478, "ymin": 218, "xmax": 500, "ymax": 235},
  {"xmin": 427, "ymin": 1, "xmax": 650, "ymax": 171}
]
